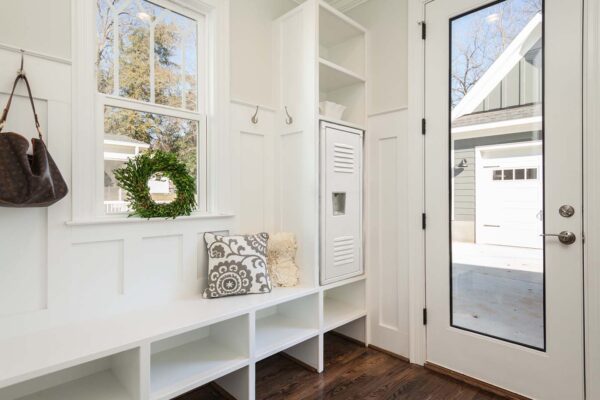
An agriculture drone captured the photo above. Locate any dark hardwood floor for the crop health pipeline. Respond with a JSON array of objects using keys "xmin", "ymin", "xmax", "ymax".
[{"xmin": 177, "ymin": 333, "xmax": 505, "ymax": 400}]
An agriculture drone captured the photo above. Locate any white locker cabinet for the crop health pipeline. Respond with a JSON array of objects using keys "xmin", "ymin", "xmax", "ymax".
[{"xmin": 320, "ymin": 121, "xmax": 364, "ymax": 285}]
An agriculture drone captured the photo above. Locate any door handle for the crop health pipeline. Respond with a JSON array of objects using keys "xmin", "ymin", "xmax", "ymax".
[{"xmin": 540, "ymin": 231, "xmax": 576, "ymax": 245}]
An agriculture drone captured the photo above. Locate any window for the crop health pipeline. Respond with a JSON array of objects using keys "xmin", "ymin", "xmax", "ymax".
[
  {"xmin": 96, "ymin": 0, "xmax": 206, "ymax": 214},
  {"xmin": 493, "ymin": 168, "xmax": 538, "ymax": 182},
  {"xmin": 515, "ymin": 168, "xmax": 525, "ymax": 180},
  {"xmin": 527, "ymin": 168, "xmax": 538, "ymax": 180}
]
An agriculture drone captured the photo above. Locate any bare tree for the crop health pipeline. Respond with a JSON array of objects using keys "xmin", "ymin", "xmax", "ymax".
[{"xmin": 451, "ymin": 0, "xmax": 542, "ymax": 108}]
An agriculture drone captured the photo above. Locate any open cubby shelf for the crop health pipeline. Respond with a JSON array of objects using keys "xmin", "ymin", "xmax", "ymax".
[
  {"xmin": 151, "ymin": 340, "xmax": 247, "ymax": 398},
  {"xmin": 255, "ymin": 315, "xmax": 319, "ymax": 360},
  {"xmin": 319, "ymin": 2, "xmax": 366, "ymax": 77},
  {"xmin": 319, "ymin": 58, "xmax": 365, "ymax": 92},
  {"xmin": 255, "ymin": 294, "xmax": 320, "ymax": 360},
  {"xmin": 150, "ymin": 315, "xmax": 249, "ymax": 400},
  {"xmin": 323, "ymin": 278, "xmax": 367, "ymax": 332},
  {"xmin": 17, "ymin": 372, "xmax": 132, "ymax": 400},
  {"xmin": 317, "ymin": 2, "xmax": 366, "ymax": 128},
  {"xmin": 1, "ymin": 349, "xmax": 141, "ymax": 400}
]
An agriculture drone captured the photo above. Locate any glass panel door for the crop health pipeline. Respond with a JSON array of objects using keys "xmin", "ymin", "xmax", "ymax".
[
  {"xmin": 449, "ymin": 0, "xmax": 544, "ymax": 349},
  {"xmin": 425, "ymin": 0, "xmax": 584, "ymax": 397}
]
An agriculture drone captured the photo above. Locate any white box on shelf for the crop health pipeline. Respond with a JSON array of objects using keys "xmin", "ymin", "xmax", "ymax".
[{"xmin": 320, "ymin": 101, "xmax": 347, "ymax": 120}]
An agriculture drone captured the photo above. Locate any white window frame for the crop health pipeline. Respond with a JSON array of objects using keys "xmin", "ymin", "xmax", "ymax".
[
  {"xmin": 72, "ymin": 0, "xmax": 231, "ymax": 222},
  {"xmin": 97, "ymin": 0, "xmax": 208, "ymax": 215}
]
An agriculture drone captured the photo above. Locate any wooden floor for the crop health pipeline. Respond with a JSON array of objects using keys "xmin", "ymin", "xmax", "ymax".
[{"xmin": 178, "ymin": 333, "xmax": 505, "ymax": 400}]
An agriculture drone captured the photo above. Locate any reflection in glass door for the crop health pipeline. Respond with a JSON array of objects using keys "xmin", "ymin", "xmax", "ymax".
[{"xmin": 449, "ymin": 0, "xmax": 544, "ymax": 349}]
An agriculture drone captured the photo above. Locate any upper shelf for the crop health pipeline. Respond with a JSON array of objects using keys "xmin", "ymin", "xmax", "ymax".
[
  {"xmin": 319, "ymin": 58, "xmax": 365, "ymax": 92},
  {"xmin": 319, "ymin": 1, "xmax": 366, "ymax": 47}
]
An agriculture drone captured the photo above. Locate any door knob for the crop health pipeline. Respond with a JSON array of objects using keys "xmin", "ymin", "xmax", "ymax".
[{"xmin": 540, "ymin": 231, "xmax": 576, "ymax": 245}]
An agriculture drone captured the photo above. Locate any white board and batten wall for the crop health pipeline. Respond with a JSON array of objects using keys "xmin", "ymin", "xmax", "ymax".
[
  {"xmin": 0, "ymin": 0, "xmax": 305, "ymax": 339},
  {"xmin": 0, "ymin": 1, "xmax": 368, "ymax": 399},
  {"xmin": 0, "ymin": 0, "xmax": 237, "ymax": 341},
  {"xmin": 347, "ymin": 0, "xmax": 411, "ymax": 359},
  {"xmin": 0, "ymin": 0, "xmax": 404, "ymax": 350}
]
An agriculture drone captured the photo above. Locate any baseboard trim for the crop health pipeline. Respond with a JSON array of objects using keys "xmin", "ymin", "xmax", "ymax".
[
  {"xmin": 209, "ymin": 383, "xmax": 237, "ymax": 400},
  {"xmin": 280, "ymin": 352, "xmax": 319, "ymax": 373},
  {"xmin": 368, "ymin": 345, "xmax": 410, "ymax": 363},
  {"xmin": 424, "ymin": 362, "xmax": 531, "ymax": 400},
  {"xmin": 328, "ymin": 330, "xmax": 367, "ymax": 347}
]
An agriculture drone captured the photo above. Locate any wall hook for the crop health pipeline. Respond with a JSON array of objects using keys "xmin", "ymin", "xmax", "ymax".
[
  {"xmin": 251, "ymin": 105, "xmax": 259, "ymax": 124},
  {"xmin": 18, "ymin": 49, "xmax": 26, "ymax": 77},
  {"xmin": 284, "ymin": 106, "xmax": 293, "ymax": 125}
]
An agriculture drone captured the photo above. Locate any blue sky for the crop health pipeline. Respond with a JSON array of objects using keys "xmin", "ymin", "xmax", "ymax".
[{"xmin": 451, "ymin": 0, "xmax": 541, "ymax": 107}]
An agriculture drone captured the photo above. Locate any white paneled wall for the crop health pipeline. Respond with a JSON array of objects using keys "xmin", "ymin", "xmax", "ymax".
[
  {"xmin": 365, "ymin": 109, "xmax": 410, "ymax": 357},
  {"xmin": 229, "ymin": 0, "xmax": 297, "ymax": 107},
  {"xmin": 0, "ymin": 208, "xmax": 48, "ymax": 317},
  {"xmin": 0, "ymin": 0, "xmax": 295, "ymax": 344},
  {"xmin": 0, "ymin": 0, "xmax": 71, "ymax": 60},
  {"xmin": 0, "ymin": 52, "xmax": 278, "ymax": 342},
  {"xmin": 230, "ymin": 101, "xmax": 276, "ymax": 234},
  {"xmin": 0, "ymin": 48, "xmax": 71, "ymax": 338}
]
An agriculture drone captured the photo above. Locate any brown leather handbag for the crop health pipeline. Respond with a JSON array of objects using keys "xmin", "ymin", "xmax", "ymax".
[{"xmin": 0, "ymin": 73, "xmax": 68, "ymax": 207}]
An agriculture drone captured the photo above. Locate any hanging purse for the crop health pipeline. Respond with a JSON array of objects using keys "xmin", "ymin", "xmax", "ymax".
[{"xmin": 0, "ymin": 71, "xmax": 68, "ymax": 207}]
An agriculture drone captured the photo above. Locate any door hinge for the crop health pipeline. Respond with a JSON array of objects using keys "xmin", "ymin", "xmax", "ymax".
[
  {"xmin": 421, "ymin": 118, "xmax": 426, "ymax": 135},
  {"xmin": 422, "ymin": 213, "xmax": 426, "ymax": 230},
  {"xmin": 420, "ymin": 21, "xmax": 426, "ymax": 40},
  {"xmin": 423, "ymin": 308, "xmax": 428, "ymax": 325}
]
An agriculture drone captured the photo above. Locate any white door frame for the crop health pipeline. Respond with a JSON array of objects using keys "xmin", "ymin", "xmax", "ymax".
[
  {"xmin": 408, "ymin": 0, "xmax": 598, "ymax": 397},
  {"xmin": 584, "ymin": 1, "xmax": 600, "ymax": 399},
  {"xmin": 406, "ymin": 0, "xmax": 427, "ymax": 366}
]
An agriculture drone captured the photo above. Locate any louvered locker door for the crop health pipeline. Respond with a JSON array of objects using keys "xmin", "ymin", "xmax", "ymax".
[{"xmin": 320, "ymin": 122, "xmax": 363, "ymax": 285}]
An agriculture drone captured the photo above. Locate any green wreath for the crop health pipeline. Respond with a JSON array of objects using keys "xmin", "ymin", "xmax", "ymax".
[{"xmin": 114, "ymin": 150, "xmax": 196, "ymax": 219}]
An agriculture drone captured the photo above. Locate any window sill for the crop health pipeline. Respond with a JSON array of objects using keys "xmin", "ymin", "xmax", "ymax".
[{"xmin": 65, "ymin": 213, "xmax": 235, "ymax": 227}]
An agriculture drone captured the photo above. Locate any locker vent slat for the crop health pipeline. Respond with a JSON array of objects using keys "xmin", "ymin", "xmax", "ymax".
[
  {"xmin": 333, "ymin": 236, "xmax": 354, "ymax": 266},
  {"xmin": 333, "ymin": 143, "xmax": 355, "ymax": 174}
]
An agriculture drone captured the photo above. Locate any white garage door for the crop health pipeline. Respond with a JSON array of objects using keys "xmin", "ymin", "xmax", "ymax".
[{"xmin": 475, "ymin": 142, "xmax": 543, "ymax": 249}]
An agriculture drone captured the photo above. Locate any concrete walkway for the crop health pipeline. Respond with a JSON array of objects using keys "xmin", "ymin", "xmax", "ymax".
[{"xmin": 451, "ymin": 242, "xmax": 544, "ymax": 349}]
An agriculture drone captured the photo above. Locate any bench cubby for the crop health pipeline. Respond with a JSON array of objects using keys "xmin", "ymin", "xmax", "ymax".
[
  {"xmin": 149, "ymin": 314, "xmax": 250, "ymax": 400},
  {"xmin": 0, "ymin": 348, "xmax": 141, "ymax": 400}
]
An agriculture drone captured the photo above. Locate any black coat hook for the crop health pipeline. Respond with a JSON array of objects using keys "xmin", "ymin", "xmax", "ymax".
[
  {"xmin": 285, "ymin": 106, "xmax": 293, "ymax": 125},
  {"xmin": 18, "ymin": 49, "xmax": 25, "ymax": 77},
  {"xmin": 251, "ymin": 105, "xmax": 259, "ymax": 124}
]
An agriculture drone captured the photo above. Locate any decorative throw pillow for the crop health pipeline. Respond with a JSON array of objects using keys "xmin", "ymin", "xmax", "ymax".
[
  {"xmin": 267, "ymin": 232, "xmax": 300, "ymax": 287},
  {"xmin": 203, "ymin": 232, "xmax": 272, "ymax": 298}
]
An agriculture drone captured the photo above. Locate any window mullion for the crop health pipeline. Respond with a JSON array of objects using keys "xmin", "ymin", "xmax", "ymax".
[
  {"xmin": 149, "ymin": 24, "xmax": 156, "ymax": 104},
  {"xmin": 102, "ymin": 94, "xmax": 204, "ymax": 121},
  {"xmin": 112, "ymin": 10, "xmax": 119, "ymax": 95},
  {"xmin": 181, "ymin": 31, "xmax": 186, "ymax": 109}
]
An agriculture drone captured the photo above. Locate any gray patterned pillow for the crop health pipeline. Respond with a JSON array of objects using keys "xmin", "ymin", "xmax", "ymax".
[{"xmin": 203, "ymin": 232, "xmax": 272, "ymax": 298}]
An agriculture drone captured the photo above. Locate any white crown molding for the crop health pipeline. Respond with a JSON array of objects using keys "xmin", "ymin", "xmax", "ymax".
[{"xmin": 293, "ymin": 0, "xmax": 371, "ymax": 12}]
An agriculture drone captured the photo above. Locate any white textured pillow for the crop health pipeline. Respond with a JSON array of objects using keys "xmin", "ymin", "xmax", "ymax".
[
  {"xmin": 267, "ymin": 232, "xmax": 300, "ymax": 287},
  {"xmin": 203, "ymin": 232, "xmax": 272, "ymax": 298}
]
